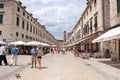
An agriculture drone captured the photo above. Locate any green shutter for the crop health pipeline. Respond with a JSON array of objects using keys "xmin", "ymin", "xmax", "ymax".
[
  {"xmin": 94, "ymin": 16, "xmax": 97, "ymax": 28},
  {"xmin": 90, "ymin": 21, "xmax": 92, "ymax": 31},
  {"xmin": 117, "ymin": 0, "xmax": 120, "ymax": 13},
  {"xmin": 0, "ymin": 31, "xmax": 2, "ymax": 35},
  {"xmin": 16, "ymin": 32, "xmax": 19, "ymax": 36},
  {"xmin": 16, "ymin": 17, "xmax": 19, "ymax": 26},
  {"xmin": 0, "ymin": 4, "xmax": 4, "ymax": 8},
  {"xmin": 0, "ymin": 14, "xmax": 3, "ymax": 24},
  {"xmin": 87, "ymin": 23, "xmax": 89, "ymax": 33}
]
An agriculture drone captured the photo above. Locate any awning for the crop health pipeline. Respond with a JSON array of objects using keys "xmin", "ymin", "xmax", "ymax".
[
  {"xmin": 0, "ymin": 41, "xmax": 6, "ymax": 44},
  {"xmin": 9, "ymin": 41, "xmax": 25, "ymax": 45},
  {"xmin": 66, "ymin": 32, "xmax": 99, "ymax": 47},
  {"xmin": 92, "ymin": 26, "xmax": 120, "ymax": 43}
]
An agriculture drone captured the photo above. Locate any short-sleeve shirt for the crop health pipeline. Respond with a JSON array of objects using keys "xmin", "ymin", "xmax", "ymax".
[
  {"xmin": 11, "ymin": 47, "xmax": 19, "ymax": 54},
  {"xmin": 31, "ymin": 48, "xmax": 37, "ymax": 56},
  {"xmin": 0, "ymin": 47, "xmax": 3, "ymax": 55}
]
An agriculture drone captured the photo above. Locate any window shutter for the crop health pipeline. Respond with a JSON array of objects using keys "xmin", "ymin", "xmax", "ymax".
[
  {"xmin": 94, "ymin": 16, "xmax": 97, "ymax": 28},
  {"xmin": 90, "ymin": 21, "xmax": 92, "ymax": 31},
  {"xmin": 0, "ymin": 4, "xmax": 4, "ymax": 8},
  {"xmin": 117, "ymin": 0, "xmax": 120, "ymax": 13},
  {"xmin": 0, "ymin": 14, "xmax": 3, "ymax": 24},
  {"xmin": 16, "ymin": 17, "xmax": 19, "ymax": 26}
]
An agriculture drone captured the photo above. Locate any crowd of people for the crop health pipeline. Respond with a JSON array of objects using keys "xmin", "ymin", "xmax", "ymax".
[
  {"xmin": 0, "ymin": 44, "xmax": 71, "ymax": 70},
  {"xmin": 0, "ymin": 44, "xmax": 44, "ymax": 70},
  {"xmin": 0, "ymin": 44, "xmax": 22, "ymax": 66}
]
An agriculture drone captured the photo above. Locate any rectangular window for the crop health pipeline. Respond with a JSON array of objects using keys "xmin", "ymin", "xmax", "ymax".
[
  {"xmin": 0, "ymin": 14, "xmax": 3, "ymax": 24},
  {"xmin": 27, "ymin": 16, "xmax": 29, "ymax": 19},
  {"xmin": 23, "ymin": 12, "xmax": 25, "ymax": 16},
  {"xmin": 22, "ymin": 34, "xmax": 24, "ymax": 38},
  {"xmin": 22, "ymin": 20, "xmax": 25, "ymax": 29},
  {"xmin": 87, "ymin": 22, "xmax": 89, "ymax": 33},
  {"xmin": 0, "ymin": 31, "xmax": 2, "ymax": 35},
  {"xmin": 85, "ymin": 25, "xmax": 87, "ymax": 33},
  {"xmin": 30, "ymin": 37, "xmax": 32, "ymax": 40},
  {"xmin": 0, "ymin": 3, "xmax": 4, "ymax": 8},
  {"xmin": 16, "ymin": 32, "xmax": 19, "ymax": 37},
  {"xmin": 26, "ymin": 35, "xmax": 28, "ymax": 39},
  {"xmin": 17, "ymin": 7, "xmax": 20, "ymax": 12},
  {"xmin": 117, "ymin": 0, "xmax": 120, "ymax": 13},
  {"xmin": 33, "ymin": 26, "xmax": 35, "ymax": 33},
  {"xmin": 94, "ymin": 16, "xmax": 97, "ymax": 28},
  {"xmin": 90, "ymin": 20, "xmax": 92, "ymax": 31},
  {"xmin": 16, "ymin": 17, "xmax": 19, "ymax": 26}
]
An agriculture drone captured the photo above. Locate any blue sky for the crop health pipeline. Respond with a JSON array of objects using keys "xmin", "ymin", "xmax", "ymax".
[{"xmin": 21, "ymin": 0, "xmax": 87, "ymax": 40}]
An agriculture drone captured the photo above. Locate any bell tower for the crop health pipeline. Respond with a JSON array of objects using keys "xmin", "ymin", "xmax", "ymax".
[{"xmin": 64, "ymin": 31, "xmax": 66, "ymax": 41}]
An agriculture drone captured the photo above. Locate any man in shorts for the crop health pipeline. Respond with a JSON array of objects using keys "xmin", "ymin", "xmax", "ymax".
[{"xmin": 31, "ymin": 46, "xmax": 38, "ymax": 68}]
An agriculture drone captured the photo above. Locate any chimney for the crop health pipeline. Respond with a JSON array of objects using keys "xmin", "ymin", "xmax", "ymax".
[
  {"xmin": 29, "ymin": 13, "xmax": 33, "ymax": 16},
  {"xmin": 16, "ymin": 0, "xmax": 22, "ymax": 5},
  {"xmin": 22, "ymin": 6, "xmax": 26, "ymax": 9},
  {"xmin": 35, "ymin": 18, "xmax": 38, "ymax": 21}
]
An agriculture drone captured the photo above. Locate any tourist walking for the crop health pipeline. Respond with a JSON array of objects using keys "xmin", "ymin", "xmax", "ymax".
[
  {"xmin": 50, "ymin": 48, "xmax": 54, "ymax": 54},
  {"xmin": 0, "ymin": 44, "xmax": 8, "ymax": 66},
  {"xmin": 2, "ymin": 44, "xmax": 8, "ymax": 65},
  {"xmin": 0, "ymin": 45, "xmax": 2, "ymax": 65},
  {"xmin": 31, "ymin": 46, "xmax": 38, "ymax": 68},
  {"xmin": 37, "ymin": 47, "xmax": 43, "ymax": 70},
  {"xmin": 10, "ymin": 45, "xmax": 19, "ymax": 66}
]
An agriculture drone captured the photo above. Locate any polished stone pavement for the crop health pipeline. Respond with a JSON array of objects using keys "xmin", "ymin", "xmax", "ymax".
[{"xmin": 7, "ymin": 52, "xmax": 120, "ymax": 80}]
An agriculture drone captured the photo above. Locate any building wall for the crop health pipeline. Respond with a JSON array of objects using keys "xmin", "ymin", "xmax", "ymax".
[
  {"xmin": 0, "ymin": 0, "xmax": 58, "ymax": 45},
  {"xmin": 66, "ymin": 0, "xmax": 110, "ymax": 53},
  {"xmin": 107, "ymin": 0, "xmax": 120, "ymax": 61},
  {"xmin": 110, "ymin": 0, "xmax": 120, "ymax": 27},
  {"xmin": 0, "ymin": 1, "xmax": 13, "ymax": 41}
]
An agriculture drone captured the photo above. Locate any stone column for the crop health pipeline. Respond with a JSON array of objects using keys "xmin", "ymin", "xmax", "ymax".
[{"xmin": 111, "ymin": 39, "xmax": 118, "ymax": 61}]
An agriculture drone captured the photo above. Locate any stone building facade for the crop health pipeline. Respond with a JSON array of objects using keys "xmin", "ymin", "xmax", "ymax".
[
  {"xmin": 65, "ymin": 0, "xmax": 120, "ymax": 61},
  {"xmin": 104, "ymin": 0, "xmax": 120, "ymax": 61},
  {"xmin": 0, "ymin": 0, "xmax": 58, "ymax": 45},
  {"xmin": 65, "ymin": 0, "xmax": 110, "ymax": 51}
]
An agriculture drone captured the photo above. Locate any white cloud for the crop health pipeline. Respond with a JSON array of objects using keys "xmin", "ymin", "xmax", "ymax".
[{"xmin": 21, "ymin": 0, "xmax": 87, "ymax": 40}]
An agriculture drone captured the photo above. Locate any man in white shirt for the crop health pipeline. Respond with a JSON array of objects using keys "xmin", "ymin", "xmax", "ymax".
[
  {"xmin": 0, "ymin": 44, "xmax": 8, "ymax": 65},
  {"xmin": 0, "ymin": 45, "xmax": 3, "ymax": 65},
  {"xmin": 2, "ymin": 45, "xmax": 8, "ymax": 65}
]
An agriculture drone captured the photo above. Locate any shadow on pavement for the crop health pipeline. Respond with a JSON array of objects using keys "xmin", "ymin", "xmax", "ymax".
[
  {"xmin": 41, "ymin": 66, "xmax": 48, "ymax": 69},
  {"xmin": 9, "ymin": 65, "xmax": 25, "ymax": 67},
  {"xmin": 99, "ymin": 61, "xmax": 120, "ymax": 69},
  {"xmin": 36, "ymin": 66, "xmax": 48, "ymax": 70}
]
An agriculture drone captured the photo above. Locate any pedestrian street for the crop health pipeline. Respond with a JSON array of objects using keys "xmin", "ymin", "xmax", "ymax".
[{"xmin": 8, "ymin": 52, "xmax": 120, "ymax": 80}]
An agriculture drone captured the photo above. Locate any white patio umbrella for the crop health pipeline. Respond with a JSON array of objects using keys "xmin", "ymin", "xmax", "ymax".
[
  {"xmin": 51, "ymin": 45, "xmax": 56, "ymax": 47},
  {"xmin": 0, "ymin": 41, "xmax": 6, "ymax": 44},
  {"xmin": 9, "ymin": 41, "xmax": 25, "ymax": 45},
  {"xmin": 25, "ymin": 41, "xmax": 43, "ymax": 46},
  {"xmin": 42, "ymin": 43, "xmax": 50, "ymax": 46}
]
